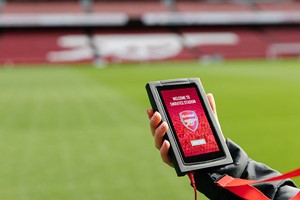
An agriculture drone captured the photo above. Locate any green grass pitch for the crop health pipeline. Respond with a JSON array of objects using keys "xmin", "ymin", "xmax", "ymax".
[{"xmin": 0, "ymin": 59, "xmax": 300, "ymax": 200}]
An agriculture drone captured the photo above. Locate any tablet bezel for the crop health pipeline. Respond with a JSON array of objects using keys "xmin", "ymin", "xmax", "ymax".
[{"xmin": 146, "ymin": 78, "xmax": 232, "ymax": 176}]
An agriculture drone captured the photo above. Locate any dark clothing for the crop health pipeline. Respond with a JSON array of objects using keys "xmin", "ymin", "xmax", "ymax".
[{"xmin": 194, "ymin": 139, "xmax": 299, "ymax": 199}]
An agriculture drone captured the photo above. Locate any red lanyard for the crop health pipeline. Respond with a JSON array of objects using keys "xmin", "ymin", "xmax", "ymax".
[{"xmin": 216, "ymin": 167, "xmax": 300, "ymax": 200}]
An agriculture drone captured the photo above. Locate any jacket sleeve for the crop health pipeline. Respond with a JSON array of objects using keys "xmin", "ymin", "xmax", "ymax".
[{"xmin": 193, "ymin": 139, "xmax": 299, "ymax": 200}]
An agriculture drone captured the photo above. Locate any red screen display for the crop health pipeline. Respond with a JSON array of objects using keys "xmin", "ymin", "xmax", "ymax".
[{"xmin": 160, "ymin": 87, "xmax": 220, "ymax": 157}]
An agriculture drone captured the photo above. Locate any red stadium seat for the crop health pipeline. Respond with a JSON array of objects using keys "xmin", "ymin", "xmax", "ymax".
[{"xmin": 2, "ymin": 1, "xmax": 82, "ymax": 14}]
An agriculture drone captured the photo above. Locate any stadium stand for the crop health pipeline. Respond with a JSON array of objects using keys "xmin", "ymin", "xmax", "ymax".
[
  {"xmin": 175, "ymin": 2, "xmax": 252, "ymax": 12},
  {"xmin": 0, "ymin": 29, "xmax": 93, "ymax": 64},
  {"xmin": 256, "ymin": 2, "xmax": 300, "ymax": 11},
  {"xmin": 2, "ymin": 1, "xmax": 82, "ymax": 14},
  {"xmin": 0, "ymin": 0, "xmax": 299, "ymax": 65},
  {"xmin": 91, "ymin": 1, "xmax": 168, "ymax": 18}
]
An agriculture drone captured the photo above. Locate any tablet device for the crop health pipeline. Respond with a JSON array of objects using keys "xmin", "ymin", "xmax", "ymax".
[{"xmin": 146, "ymin": 78, "xmax": 232, "ymax": 176}]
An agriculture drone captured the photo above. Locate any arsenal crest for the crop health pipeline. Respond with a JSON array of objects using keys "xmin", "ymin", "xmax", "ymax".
[{"xmin": 179, "ymin": 110, "xmax": 199, "ymax": 131}]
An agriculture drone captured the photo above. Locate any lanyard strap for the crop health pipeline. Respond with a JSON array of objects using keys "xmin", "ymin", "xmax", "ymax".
[
  {"xmin": 217, "ymin": 168, "xmax": 300, "ymax": 200},
  {"xmin": 291, "ymin": 192, "xmax": 300, "ymax": 200}
]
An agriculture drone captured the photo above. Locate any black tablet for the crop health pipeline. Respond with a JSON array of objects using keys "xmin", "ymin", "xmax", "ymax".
[{"xmin": 146, "ymin": 78, "xmax": 232, "ymax": 176}]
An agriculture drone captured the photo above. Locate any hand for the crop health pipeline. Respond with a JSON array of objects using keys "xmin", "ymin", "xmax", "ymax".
[{"xmin": 146, "ymin": 93, "xmax": 219, "ymax": 167}]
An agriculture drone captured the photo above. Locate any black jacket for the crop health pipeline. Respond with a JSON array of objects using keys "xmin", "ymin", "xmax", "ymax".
[{"xmin": 194, "ymin": 139, "xmax": 299, "ymax": 199}]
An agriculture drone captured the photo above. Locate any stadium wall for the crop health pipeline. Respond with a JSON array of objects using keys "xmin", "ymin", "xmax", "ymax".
[{"xmin": 0, "ymin": 1, "xmax": 300, "ymax": 65}]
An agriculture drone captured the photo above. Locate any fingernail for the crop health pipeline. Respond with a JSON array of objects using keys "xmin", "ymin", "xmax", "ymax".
[
  {"xmin": 161, "ymin": 121, "xmax": 168, "ymax": 129},
  {"xmin": 162, "ymin": 140, "xmax": 167, "ymax": 150},
  {"xmin": 152, "ymin": 111, "xmax": 158, "ymax": 120}
]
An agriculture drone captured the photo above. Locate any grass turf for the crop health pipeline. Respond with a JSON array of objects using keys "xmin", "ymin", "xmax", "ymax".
[{"xmin": 0, "ymin": 59, "xmax": 300, "ymax": 200}]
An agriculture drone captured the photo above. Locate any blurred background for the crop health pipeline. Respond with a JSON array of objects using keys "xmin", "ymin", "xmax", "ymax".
[{"xmin": 0, "ymin": 0, "xmax": 300, "ymax": 199}]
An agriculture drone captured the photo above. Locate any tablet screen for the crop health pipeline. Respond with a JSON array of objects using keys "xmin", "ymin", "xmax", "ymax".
[{"xmin": 158, "ymin": 84, "xmax": 224, "ymax": 163}]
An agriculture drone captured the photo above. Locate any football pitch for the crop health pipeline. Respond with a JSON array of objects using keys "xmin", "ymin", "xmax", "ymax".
[{"xmin": 1, "ymin": 59, "xmax": 300, "ymax": 200}]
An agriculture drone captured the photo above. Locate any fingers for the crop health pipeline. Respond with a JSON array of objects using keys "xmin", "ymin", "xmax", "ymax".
[
  {"xmin": 148, "ymin": 110, "xmax": 161, "ymax": 137},
  {"xmin": 147, "ymin": 108, "xmax": 156, "ymax": 135},
  {"xmin": 206, "ymin": 94, "xmax": 223, "ymax": 140},
  {"xmin": 207, "ymin": 93, "xmax": 217, "ymax": 116},
  {"xmin": 154, "ymin": 121, "xmax": 168, "ymax": 150},
  {"xmin": 147, "ymin": 108, "xmax": 173, "ymax": 167},
  {"xmin": 147, "ymin": 109, "xmax": 168, "ymax": 149},
  {"xmin": 146, "ymin": 108, "xmax": 154, "ymax": 119},
  {"xmin": 160, "ymin": 140, "xmax": 174, "ymax": 167}
]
